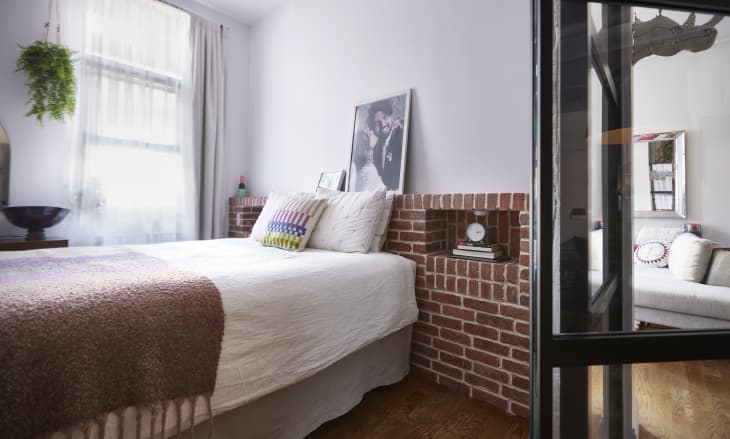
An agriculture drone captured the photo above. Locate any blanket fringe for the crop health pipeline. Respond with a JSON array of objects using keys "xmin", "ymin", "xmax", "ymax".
[
  {"xmin": 37, "ymin": 394, "xmax": 213, "ymax": 439},
  {"xmin": 117, "ymin": 408, "xmax": 126, "ymax": 439},
  {"xmin": 82, "ymin": 421, "xmax": 92, "ymax": 439},
  {"xmin": 189, "ymin": 397, "xmax": 196, "ymax": 439},
  {"xmin": 149, "ymin": 402, "xmax": 158, "ymax": 439},
  {"xmin": 97, "ymin": 414, "xmax": 108, "ymax": 439},
  {"xmin": 206, "ymin": 394, "xmax": 213, "ymax": 439},
  {"xmin": 174, "ymin": 398, "xmax": 184, "ymax": 439},
  {"xmin": 160, "ymin": 400, "xmax": 170, "ymax": 439}
]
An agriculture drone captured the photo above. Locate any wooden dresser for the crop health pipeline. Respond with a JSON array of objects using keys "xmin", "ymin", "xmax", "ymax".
[{"xmin": 0, "ymin": 238, "xmax": 69, "ymax": 251}]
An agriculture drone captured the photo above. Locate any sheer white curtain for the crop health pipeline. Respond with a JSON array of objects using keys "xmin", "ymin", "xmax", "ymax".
[{"xmin": 69, "ymin": 0, "xmax": 196, "ymax": 246}]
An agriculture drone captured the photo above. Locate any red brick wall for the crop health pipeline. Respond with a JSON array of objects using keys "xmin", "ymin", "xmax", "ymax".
[
  {"xmin": 228, "ymin": 196, "xmax": 266, "ymax": 238},
  {"xmin": 228, "ymin": 192, "xmax": 531, "ymax": 418},
  {"xmin": 387, "ymin": 193, "xmax": 531, "ymax": 418}
]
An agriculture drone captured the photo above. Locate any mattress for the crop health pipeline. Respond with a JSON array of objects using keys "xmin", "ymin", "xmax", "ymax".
[{"xmin": 50, "ymin": 238, "xmax": 418, "ymax": 438}]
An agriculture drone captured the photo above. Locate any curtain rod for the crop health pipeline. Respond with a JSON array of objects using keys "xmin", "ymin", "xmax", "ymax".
[{"xmin": 156, "ymin": 0, "xmax": 231, "ymax": 30}]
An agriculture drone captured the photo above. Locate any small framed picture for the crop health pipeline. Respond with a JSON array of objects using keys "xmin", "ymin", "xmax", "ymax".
[
  {"xmin": 347, "ymin": 90, "xmax": 411, "ymax": 193},
  {"xmin": 317, "ymin": 170, "xmax": 346, "ymax": 191}
]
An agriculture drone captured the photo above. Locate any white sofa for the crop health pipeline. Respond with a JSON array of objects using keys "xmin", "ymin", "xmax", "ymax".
[
  {"xmin": 589, "ymin": 227, "xmax": 730, "ymax": 329},
  {"xmin": 633, "ymin": 264, "xmax": 730, "ymax": 329}
]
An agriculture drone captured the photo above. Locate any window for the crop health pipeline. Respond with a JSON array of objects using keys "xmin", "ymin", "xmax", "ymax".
[{"xmin": 72, "ymin": 0, "xmax": 193, "ymax": 245}]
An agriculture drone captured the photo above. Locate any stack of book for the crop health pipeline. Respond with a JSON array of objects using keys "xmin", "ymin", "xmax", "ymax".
[{"xmin": 451, "ymin": 242, "xmax": 506, "ymax": 262}]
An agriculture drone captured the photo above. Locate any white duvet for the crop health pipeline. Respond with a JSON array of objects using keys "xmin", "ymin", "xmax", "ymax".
[{"xmin": 131, "ymin": 238, "xmax": 418, "ymax": 433}]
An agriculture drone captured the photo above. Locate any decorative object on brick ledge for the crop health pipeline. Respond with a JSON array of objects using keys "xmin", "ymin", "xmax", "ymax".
[
  {"xmin": 236, "ymin": 176, "xmax": 248, "ymax": 198},
  {"xmin": 227, "ymin": 192, "xmax": 531, "ymax": 418}
]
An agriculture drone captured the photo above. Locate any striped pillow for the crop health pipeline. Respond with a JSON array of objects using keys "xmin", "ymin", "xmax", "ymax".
[{"xmin": 261, "ymin": 198, "xmax": 328, "ymax": 251}]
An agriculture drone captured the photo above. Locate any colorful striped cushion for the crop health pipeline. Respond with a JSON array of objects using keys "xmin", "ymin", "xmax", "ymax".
[{"xmin": 261, "ymin": 197, "xmax": 328, "ymax": 251}]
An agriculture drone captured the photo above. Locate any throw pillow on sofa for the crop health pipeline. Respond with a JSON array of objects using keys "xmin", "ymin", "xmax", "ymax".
[
  {"xmin": 668, "ymin": 233, "xmax": 713, "ymax": 283},
  {"xmin": 634, "ymin": 240, "xmax": 671, "ymax": 268},
  {"xmin": 706, "ymin": 250, "xmax": 730, "ymax": 287}
]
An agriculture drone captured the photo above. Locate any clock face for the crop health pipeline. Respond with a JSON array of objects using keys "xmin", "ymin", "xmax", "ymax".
[{"xmin": 466, "ymin": 222, "xmax": 486, "ymax": 242}]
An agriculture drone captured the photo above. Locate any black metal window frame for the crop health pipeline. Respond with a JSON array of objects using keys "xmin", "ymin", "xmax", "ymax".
[{"xmin": 531, "ymin": 0, "xmax": 730, "ymax": 437}]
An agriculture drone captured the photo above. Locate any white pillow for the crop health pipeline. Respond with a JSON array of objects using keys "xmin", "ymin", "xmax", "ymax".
[
  {"xmin": 636, "ymin": 227, "xmax": 682, "ymax": 245},
  {"xmin": 251, "ymin": 192, "xmax": 313, "ymax": 241},
  {"xmin": 369, "ymin": 193, "xmax": 395, "ymax": 252},
  {"xmin": 308, "ymin": 188, "xmax": 385, "ymax": 253},
  {"xmin": 706, "ymin": 250, "xmax": 730, "ymax": 287},
  {"xmin": 633, "ymin": 240, "xmax": 671, "ymax": 267},
  {"xmin": 668, "ymin": 233, "xmax": 713, "ymax": 283}
]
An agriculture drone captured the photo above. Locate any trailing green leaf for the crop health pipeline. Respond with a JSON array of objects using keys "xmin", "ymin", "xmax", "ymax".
[{"xmin": 15, "ymin": 40, "xmax": 77, "ymax": 124}]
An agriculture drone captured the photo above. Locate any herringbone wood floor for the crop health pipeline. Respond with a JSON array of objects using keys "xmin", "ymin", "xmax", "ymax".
[{"xmin": 307, "ymin": 375, "xmax": 528, "ymax": 439}]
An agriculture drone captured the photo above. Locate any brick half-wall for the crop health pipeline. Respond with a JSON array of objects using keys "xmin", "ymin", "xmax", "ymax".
[
  {"xmin": 227, "ymin": 192, "xmax": 531, "ymax": 418},
  {"xmin": 228, "ymin": 196, "xmax": 266, "ymax": 238},
  {"xmin": 388, "ymin": 193, "xmax": 530, "ymax": 418}
]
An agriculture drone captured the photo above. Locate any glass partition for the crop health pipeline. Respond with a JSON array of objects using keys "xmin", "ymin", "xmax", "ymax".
[{"xmin": 532, "ymin": 1, "xmax": 730, "ymax": 437}]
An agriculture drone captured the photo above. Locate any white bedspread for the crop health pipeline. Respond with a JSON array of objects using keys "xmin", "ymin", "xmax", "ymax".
[{"xmin": 133, "ymin": 238, "xmax": 418, "ymax": 431}]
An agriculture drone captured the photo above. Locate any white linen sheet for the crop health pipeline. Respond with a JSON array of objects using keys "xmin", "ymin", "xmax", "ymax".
[{"xmin": 125, "ymin": 238, "xmax": 418, "ymax": 437}]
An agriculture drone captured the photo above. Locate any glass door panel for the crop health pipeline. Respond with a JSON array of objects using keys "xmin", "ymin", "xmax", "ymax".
[
  {"xmin": 532, "ymin": 1, "xmax": 730, "ymax": 438},
  {"xmin": 556, "ymin": 1, "xmax": 730, "ymax": 336}
]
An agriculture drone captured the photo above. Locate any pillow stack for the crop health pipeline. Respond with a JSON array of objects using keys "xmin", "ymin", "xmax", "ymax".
[
  {"xmin": 250, "ymin": 189, "xmax": 394, "ymax": 253},
  {"xmin": 632, "ymin": 227, "xmax": 715, "ymax": 283}
]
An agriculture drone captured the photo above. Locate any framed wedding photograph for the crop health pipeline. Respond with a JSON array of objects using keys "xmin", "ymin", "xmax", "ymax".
[
  {"xmin": 317, "ymin": 170, "xmax": 346, "ymax": 191},
  {"xmin": 347, "ymin": 90, "xmax": 411, "ymax": 193}
]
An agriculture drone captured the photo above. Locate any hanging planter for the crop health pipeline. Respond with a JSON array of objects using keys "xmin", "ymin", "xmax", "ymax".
[{"xmin": 15, "ymin": 0, "xmax": 76, "ymax": 123}]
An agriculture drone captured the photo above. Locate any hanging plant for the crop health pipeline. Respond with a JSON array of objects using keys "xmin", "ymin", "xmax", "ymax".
[
  {"xmin": 15, "ymin": 0, "xmax": 76, "ymax": 123},
  {"xmin": 16, "ymin": 41, "xmax": 76, "ymax": 123}
]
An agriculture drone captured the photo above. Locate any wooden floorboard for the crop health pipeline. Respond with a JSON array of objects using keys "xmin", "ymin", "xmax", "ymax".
[
  {"xmin": 589, "ymin": 359, "xmax": 730, "ymax": 439},
  {"xmin": 306, "ymin": 375, "xmax": 529, "ymax": 439}
]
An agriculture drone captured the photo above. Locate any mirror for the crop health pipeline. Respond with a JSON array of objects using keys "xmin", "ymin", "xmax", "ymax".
[
  {"xmin": 632, "ymin": 131, "xmax": 686, "ymax": 218},
  {"xmin": 0, "ymin": 123, "xmax": 8, "ymax": 206}
]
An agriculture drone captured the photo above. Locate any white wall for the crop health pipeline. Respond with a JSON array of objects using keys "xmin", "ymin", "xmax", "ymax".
[
  {"xmin": 246, "ymin": 0, "xmax": 532, "ymax": 195},
  {"xmin": 0, "ymin": 0, "xmax": 79, "ymax": 237},
  {"xmin": 633, "ymin": 10, "xmax": 730, "ymax": 244},
  {"xmin": 171, "ymin": 0, "xmax": 250, "ymax": 211},
  {"xmin": 0, "ymin": 0, "xmax": 249, "ymax": 237}
]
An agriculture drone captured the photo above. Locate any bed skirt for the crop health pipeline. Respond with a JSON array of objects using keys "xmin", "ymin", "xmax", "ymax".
[
  {"xmin": 53, "ymin": 325, "xmax": 412, "ymax": 439},
  {"xmin": 187, "ymin": 325, "xmax": 413, "ymax": 439}
]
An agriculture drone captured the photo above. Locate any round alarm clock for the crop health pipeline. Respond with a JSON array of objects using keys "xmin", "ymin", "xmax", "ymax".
[{"xmin": 466, "ymin": 222, "xmax": 486, "ymax": 244}]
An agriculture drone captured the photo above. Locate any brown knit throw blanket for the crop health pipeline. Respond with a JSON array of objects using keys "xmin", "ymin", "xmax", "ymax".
[{"xmin": 0, "ymin": 247, "xmax": 225, "ymax": 439}]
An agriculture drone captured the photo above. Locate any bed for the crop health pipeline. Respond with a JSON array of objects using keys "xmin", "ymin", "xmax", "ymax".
[{"xmin": 1, "ymin": 238, "xmax": 418, "ymax": 439}]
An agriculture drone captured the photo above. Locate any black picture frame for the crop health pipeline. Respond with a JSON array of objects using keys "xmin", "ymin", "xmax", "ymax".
[{"xmin": 347, "ymin": 90, "xmax": 411, "ymax": 194}]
